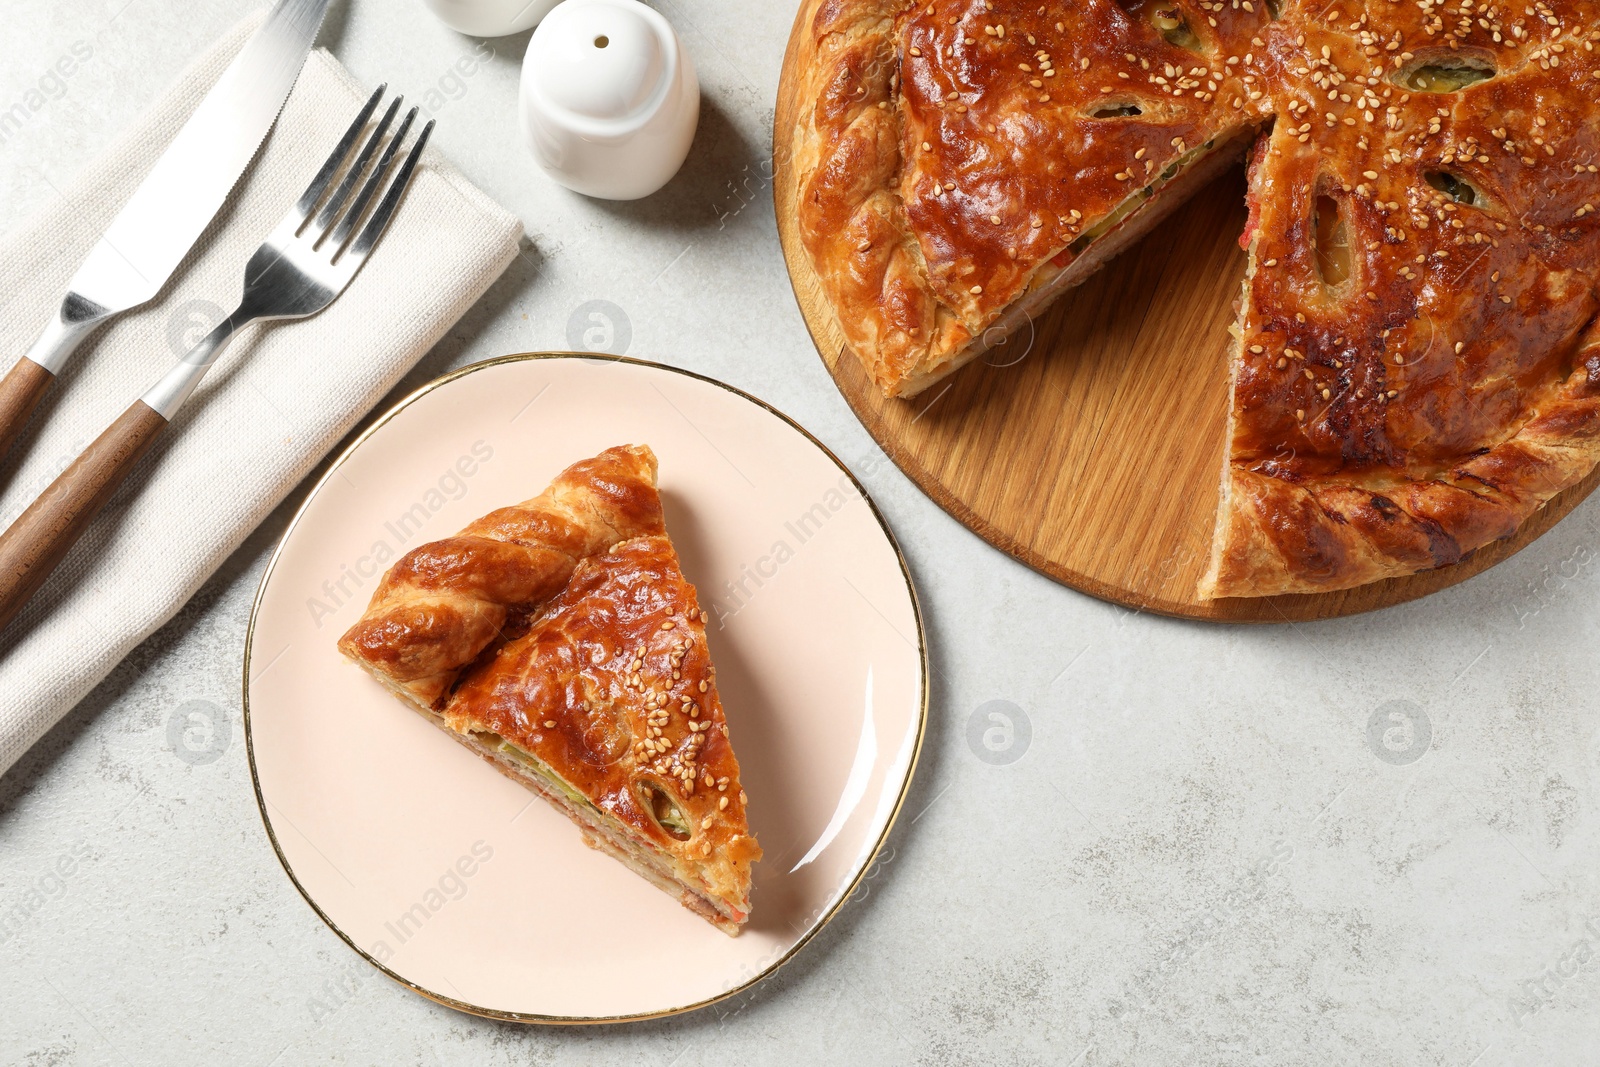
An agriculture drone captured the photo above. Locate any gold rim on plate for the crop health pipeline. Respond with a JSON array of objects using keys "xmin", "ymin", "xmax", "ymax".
[{"xmin": 241, "ymin": 352, "xmax": 930, "ymax": 1024}]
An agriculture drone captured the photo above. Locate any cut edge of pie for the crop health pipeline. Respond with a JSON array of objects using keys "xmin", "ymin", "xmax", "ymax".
[
  {"xmin": 337, "ymin": 446, "xmax": 761, "ymax": 935},
  {"xmin": 1196, "ymin": 312, "xmax": 1600, "ymax": 598},
  {"xmin": 892, "ymin": 128, "xmax": 1258, "ymax": 398}
]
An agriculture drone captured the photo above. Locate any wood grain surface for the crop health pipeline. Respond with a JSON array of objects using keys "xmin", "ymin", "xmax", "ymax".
[
  {"xmin": 0, "ymin": 357, "xmax": 56, "ymax": 463},
  {"xmin": 770, "ymin": 8, "xmax": 1600, "ymax": 622},
  {"xmin": 0, "ymin": 400, "xmax": 168, "ymax": 631}
]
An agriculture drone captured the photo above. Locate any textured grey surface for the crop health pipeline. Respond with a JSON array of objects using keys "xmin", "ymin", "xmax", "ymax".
[{"xmin": 2, "ymin": 2, "xmax": 1599, "ymax": 1064}]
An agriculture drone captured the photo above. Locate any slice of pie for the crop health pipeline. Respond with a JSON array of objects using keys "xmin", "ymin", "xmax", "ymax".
[
  {"xmin": 338, "ymin": 445, "xmax": 761, "ymax": 934},
  {"xmin": 788, "ymin": 0, "xmax": 1600, "ymax": 597}
]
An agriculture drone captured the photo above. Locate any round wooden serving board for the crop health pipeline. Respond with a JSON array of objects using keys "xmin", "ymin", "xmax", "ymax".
[{"xmin": 771, "ymin": 10, "xmax": 1600, "ymax": 623}]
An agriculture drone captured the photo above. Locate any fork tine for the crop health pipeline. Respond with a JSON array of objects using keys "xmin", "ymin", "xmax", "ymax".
[
  {"xmin": 311, "ymin": 96, "xmax": 401, "ymax": 242},
  {"xmin": 346, "ymin": 119, "xmax": 434, "ymax": 263},
  {"xmin": 327, "ymin": 106, "xmax": 418, "ymax": 252},
  {"xmin": 294, "ymin": 84, "xmax": 385, "ymax": 225}
]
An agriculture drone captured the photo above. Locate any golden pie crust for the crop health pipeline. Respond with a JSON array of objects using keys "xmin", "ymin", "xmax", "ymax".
[
  {"xmin": 788, "ymin": 0, "xmax": 1600, "ymax": 597},
  {"xmin": 338, "ymin": 445, "xmax": 761, "ymax": 933}
]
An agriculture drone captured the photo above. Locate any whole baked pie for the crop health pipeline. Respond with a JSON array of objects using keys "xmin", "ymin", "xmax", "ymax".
[
  {"xmin": 339, "ymin": 445, "xmax": 761, "ymax": 934},
  {"xmin": 788, "ymin": 0, "xmax": 1600, "ymax": 596}
]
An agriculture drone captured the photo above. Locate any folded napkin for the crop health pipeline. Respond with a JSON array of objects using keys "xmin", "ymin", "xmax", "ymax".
[{"xmin": 0, "ymin": 13, "xmax": 523, "ymax": 776}]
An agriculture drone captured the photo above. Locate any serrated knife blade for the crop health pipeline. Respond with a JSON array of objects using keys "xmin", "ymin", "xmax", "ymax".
[{"xmin": 0, "ymin": 0, "xmax": 331, "ymax": 461}]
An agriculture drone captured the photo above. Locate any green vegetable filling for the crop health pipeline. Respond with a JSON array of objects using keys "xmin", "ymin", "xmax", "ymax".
[
  {"xmin": 490, "ymin": 734, "xmax": 695, "ymax": 843},
  {"xmin": 1403, "ymin": 62, "xmax": 1492, "ymax": 93},
  {"xmin": 1425, "ymin": 170, "xmax": 1479, "ymax": 206},
  {"xmin": 1151, "ymin": 7, "xmax": 1202, "ymax": 50},
  {"xmin": 1068, "ymin": 139, "xmax": 1216, "ymax": 255},
  {"xmin": 492, "ymin": 736, "xmax": 593, "ymax": 811}
]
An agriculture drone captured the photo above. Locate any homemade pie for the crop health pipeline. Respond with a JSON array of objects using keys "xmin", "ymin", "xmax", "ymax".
[
  {"xmin": 338, "ymin": 445, "xmax": 761, "ymax": 934},
  {"xmin": 789, "ymin": 0, "xmax": 1600, "ymax": 596}
]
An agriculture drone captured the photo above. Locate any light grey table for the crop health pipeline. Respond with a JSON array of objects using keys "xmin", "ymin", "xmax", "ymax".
[{"xmin": 3, "ymin": 2, "xmax": 1599, "ymax": 1064}]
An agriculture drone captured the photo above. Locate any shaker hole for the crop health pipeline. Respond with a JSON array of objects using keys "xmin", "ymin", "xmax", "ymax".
[{"xmin": 594, "ymin": 34, "xmax": 609, "ymax": 47}]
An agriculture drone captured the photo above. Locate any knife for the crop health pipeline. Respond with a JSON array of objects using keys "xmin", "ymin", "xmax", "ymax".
[{"xmin": 0, "ymin": 0, "xmax": 332, "ymax": 463}]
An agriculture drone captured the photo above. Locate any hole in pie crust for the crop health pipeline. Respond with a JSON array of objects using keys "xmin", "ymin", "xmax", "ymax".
[
  {"xmin": 1395, "ymin": 52, "xmax": 1495, "ymax": 92},
  {"xmin": 1113, "ymin": 0, "xmax": 1205, "ymax": 50},
  {"xmin": 1089, "ymin": 101, "xmax": 1145, "ymax": 118},
  {"xmin": 1313, "ymin": 193, "xmax": 1353, "ymax": 288},
  {"xmin": 1424, "ymin": 170, "xmax": 1481, "ymax": 206},
  {"xmin": 1150, "ymin": 7, "xmax": 1203, "ymax": 49},
  {"xmin": 642, "ymin": 781, "xmax": 693, "ymax": 840}
]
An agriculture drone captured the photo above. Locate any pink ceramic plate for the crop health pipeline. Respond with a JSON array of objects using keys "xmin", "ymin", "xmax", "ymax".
[{"xmin": 244, "ymin": 354, "xmax": 926, "ymax": 1022}]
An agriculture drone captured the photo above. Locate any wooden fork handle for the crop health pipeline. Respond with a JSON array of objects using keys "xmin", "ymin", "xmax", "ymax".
[
  {"xmin": 0, "ymin": 400, "xmax": 168, "ymax": 633},
  {"xmin": 0, "ymin": 357, "xmax": 55, "ymax": 462}
]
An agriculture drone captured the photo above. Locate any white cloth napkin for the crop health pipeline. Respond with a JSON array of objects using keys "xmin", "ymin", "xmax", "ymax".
[{"xmin": 0, "ymin": 14, "xmax": 523, "ymax": 775}]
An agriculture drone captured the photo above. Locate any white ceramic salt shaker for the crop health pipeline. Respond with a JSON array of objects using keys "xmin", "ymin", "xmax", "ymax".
[
  {"xmin": 421, "ymin": 0, "xmax": 562, "ymax": 37},
  {"xmin": 518, "ymin": 0, "xmax": 699, "ymax": 200}
]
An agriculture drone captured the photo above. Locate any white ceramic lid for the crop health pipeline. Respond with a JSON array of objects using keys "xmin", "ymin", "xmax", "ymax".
[{"xmin": 526, "ymin": 0, "xmax": 670, "ymax": 123}]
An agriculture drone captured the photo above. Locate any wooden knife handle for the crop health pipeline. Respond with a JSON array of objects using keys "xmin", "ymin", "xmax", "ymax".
[
  {"xmin": 0, "ymin": 400, "xmax": 168, "ymax": 633},
  {"xmin": 0, "ymin": 358, "xmax": 55, "ymax": 461}
]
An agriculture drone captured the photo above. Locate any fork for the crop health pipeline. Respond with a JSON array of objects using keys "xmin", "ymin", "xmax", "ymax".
[{"xmin": 0, "ymin": 86, "xmax": 432, "ymax": 632}]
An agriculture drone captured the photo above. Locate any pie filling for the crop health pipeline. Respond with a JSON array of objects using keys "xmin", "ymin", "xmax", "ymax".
[
  {"xmin": 1068, "ymin": 137, "xmax": 1224, "ymax": 257},
  {"xmin": 432, "ymin": 711, "xmax": 748, "ymax": 932},
  {"xmin": 1201, "ymin": 206, "xmax": 1267, "ymax": 597},
  {"xmin": 1397, "ymin": 56, "xmax": 1495, "ymax": 93},
  {"xmin": 910, "ymin": 129, "xmax": 1253, "ymax": 394}
]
